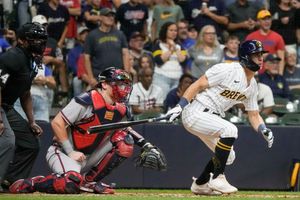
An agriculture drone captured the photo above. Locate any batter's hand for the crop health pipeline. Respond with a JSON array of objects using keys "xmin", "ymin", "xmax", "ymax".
[
  {"xmin": 68, "ymin": 151, "xmax": 86, "ymax": 162},
  {"xmin": 166, "ymin": 105, "xmax": 182, "ymax": 122},
  {"xmin": 30, "ymin": 122, "xmax": 43, "ymax": 136},
  {"xmin": 261, "ymin": 128, "xmax": 274, "ymax": 148}
]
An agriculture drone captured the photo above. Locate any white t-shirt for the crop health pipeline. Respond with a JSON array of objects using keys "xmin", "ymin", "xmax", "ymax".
[
  {"xmin": 257, "ymin": 82, "xmax": 275, "ymax": 110},
  {"xmin": 129, "ymin": 82, "xmax": 164, "ymax": 111}
]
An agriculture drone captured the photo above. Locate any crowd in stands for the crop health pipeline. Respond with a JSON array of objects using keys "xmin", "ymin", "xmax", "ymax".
[{"xmin": 0, "ymin": 0, "xmax": 300, "ymax": 123}]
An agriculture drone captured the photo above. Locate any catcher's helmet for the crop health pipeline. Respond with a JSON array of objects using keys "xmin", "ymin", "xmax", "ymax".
[
  {"xmin": 238, "ymin": 40, "xmax": 267, "ymax": 72},
  {"xmin": 98, "ymin": 67, "xmax": 133, "ymax": 102},
  {"xmin": 17, "ymin": 22, "xmax": 48, "ymax": 56}
]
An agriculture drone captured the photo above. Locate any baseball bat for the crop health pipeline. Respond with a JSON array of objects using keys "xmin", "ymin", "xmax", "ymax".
[{"xmin": 88, "ymin": 115, "xmax": 170, "ymax": 134}]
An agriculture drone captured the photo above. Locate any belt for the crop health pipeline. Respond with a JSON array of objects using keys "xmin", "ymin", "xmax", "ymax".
[{"xmin": 203, "ymin": 108, "xmax": 220, "ymax": 116}]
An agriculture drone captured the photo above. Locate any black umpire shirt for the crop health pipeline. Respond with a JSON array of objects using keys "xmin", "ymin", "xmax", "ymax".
[{"xmin": 0, "ymin": 46, "xmax": 37, "ymax": 106}]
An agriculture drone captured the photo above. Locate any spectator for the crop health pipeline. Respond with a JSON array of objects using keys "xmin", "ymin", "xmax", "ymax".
[
  {"xmin": 14, "ymin": 63, "xmax": 57, "ymax": 122},
  {"xmin": 257, "ymin": 81, "xmax": 275, "ymax": 115},
  {"xmin": 67, "ymin": 26, "xmax": 90, "ymax": 96},
  {"xmin": 116, "ymin": 0, "xmax": 149, "ymax": 41},
  {"xmin": 38, "ymin": 0, "xmax": 70, "ymax": 48},
  {"xmin": 259, "ymin": 53, "xmax": 292, "ymax": 100},
  {"xmin": 271, "ymin": 0, "xmax": 297, "ymax": 47},
  {"xmin": 223, "ymin": 35, "xmax": 240, "ymax": 63},
  {"xmin": 128, "ymin": 32, "xmax": 152, "ymax": 69},
  {"xmin": 283, "ymin": 46, "xmax": 300, "ymax": 90},
  {"xmin": 83, "ymin": 0, "xmax": 101, "ymax": 30},
  {"xmin": 84, "ymin": 7, "xmax": 130, "ymax": 88},
  {"xmin": 226, "ymin": 0, "xmax": 264, "ymax": 41},
  {"xmin": 164, "ymin": 73, "xmax": 194, "ymax": 112},
  {"xmin": 152, "ymin": 22, "xmax": 187, "ymax": 99},
  {"xmin": 17, "ymin": 0, "xmax": 31, "ymax": 27},
  {"xmin": 254, "ymin": 72, "xmax": 275, "ymax": 116},
  {"xmin": 187, "ymin": 24, "xmax": 199, "ymax": 40},
  {"xmin": 135, "ymin": 53, "xmax": 154, "ymax": 72},
  {"xmin": 177, "ymin": 20, "xmax": 196, "ymax": 51},
  {"xmin": 188, "ymin": 25, "xmax": 223, "ymax": 79},
  {"xmin": 129, "ymin": 67, "xmax": 164, "ymax": 117},
  {"xmin": 0, "ymin": 29, "xmax": 12, "ymax": 54},
  {"xmin": 187, "ymin": 0, "xmax": 228, "ymax": 42},
  {"xmin": 177, "ymin": 20, "xmax": 196, "ymax": 72},
  {"xmin": 245, "ymin": 9, "xmax": 285, "ymax": 74},
  {"xmin": 151, "ymin": 0, "xmax": 184, "ymax": 41},
  {"xmin": 32, "ymin": 15, "xmax": 69, "ymax": 101},
  {"xmin": 60, "ymin": 0, "xmax": 82, "ymax": 50}
]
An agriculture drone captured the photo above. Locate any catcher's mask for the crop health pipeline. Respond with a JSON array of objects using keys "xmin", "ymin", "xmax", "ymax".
[
  {"xmin": 98, "ymin": 67, "xmax": 133, "ymax": 103},
  {"xmin": 238, "ymin": 40, "xmax": 267, "ymax": 72},
  {"xmin": 17, "ymin": 22, "xmax": 48, "ymax": 56}
]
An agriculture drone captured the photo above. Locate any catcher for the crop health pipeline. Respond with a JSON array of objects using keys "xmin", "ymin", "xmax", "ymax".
[{"xmin": 9, "ymin": 67, "xmax": 167, "ymax": 194}]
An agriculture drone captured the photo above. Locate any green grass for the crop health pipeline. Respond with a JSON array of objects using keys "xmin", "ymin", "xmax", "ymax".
[{"xmin": 1, "ymin": 189, "xmax": 300, "ymax": 200}]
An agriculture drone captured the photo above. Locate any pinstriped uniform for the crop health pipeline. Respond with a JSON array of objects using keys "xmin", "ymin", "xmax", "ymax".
[{"xmin": 181, "ymin": 62, "xmax": 259, "ymax": 165}]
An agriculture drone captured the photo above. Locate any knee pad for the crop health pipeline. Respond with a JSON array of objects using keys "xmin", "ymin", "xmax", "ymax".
[
  {"xmin": 35, "ymin": 171, "xmax": 82, "ymax": 194},
  {"xmin": 221, "ymin": 124, "xmax": 238, "ymax": 139},
  {"xmin": 226, "ymin": 148, "xmax": 236, "ymax": 165},
  {"xmin": 111, "ymin": 130, "xmax": 134, "ymax": 158}
]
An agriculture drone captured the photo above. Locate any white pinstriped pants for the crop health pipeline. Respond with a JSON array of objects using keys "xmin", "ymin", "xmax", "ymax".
[{"xmin": 182, "ymin": 100, "xmax": 237, "ymax": 165}]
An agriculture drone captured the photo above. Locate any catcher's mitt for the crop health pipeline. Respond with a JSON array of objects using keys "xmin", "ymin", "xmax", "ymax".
[{"xmin": 135, "ymin": 143, "xmax": 167, "ymax": 171}]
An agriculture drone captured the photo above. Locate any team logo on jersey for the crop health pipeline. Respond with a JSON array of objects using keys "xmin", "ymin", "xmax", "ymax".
[
  {"xmin": 220, "ymin": 89, "xmax": 247, "ymax": 101},
  {"xmin": 104, "ymin": 111, "xmax": 114, "ymax": 120}
]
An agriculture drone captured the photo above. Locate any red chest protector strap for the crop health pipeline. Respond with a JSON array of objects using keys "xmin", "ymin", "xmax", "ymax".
[{"xmin": 71, "ymin": 90, "xmax": 126, "ymax": 154}]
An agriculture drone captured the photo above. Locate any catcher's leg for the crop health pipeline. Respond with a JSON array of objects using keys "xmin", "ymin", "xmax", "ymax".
[
  {"xmin": 82, "ymin": 129, "xmax": 134, "ymax": 194},
  {"xmin": 9, "ymin": 171, "xmax": 82, "ymax": 194}
]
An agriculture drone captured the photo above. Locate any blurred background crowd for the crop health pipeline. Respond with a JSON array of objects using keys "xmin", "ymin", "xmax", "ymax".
[{"xmin": 0, "ymin": 0, "xmax": 300, "ymax": 125}]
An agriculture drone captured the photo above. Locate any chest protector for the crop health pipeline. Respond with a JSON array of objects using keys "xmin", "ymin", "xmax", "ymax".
[{"xmin": 71, "ymin": 90, "xmax": 126, "ymax": 154}]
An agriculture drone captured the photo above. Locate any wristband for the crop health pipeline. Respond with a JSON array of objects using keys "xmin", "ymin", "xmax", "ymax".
[
  {"xmin": 258, "ymin": 124, "xmax": 266, "ymax": 133},
  {"xmin": 178, "ymin": 97, "xmax": 189, "ymax": 108},
  {"xmin": 61, "ymin": 140, "xmax": 74, "ymax": 155}
]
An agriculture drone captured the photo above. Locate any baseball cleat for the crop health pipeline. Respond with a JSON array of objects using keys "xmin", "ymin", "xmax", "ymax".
[
  {"xmin": 208, "ymin": 173, "xmax": 238, "ymax": 194},
  {"xmin": 9, "ymin": 175, "xmax": 45, "ymax": 193},
  {"xmin": 80, "ymin": 180, "xmax": 115, "ymax": 194},
  {"xmin": 190, "ymin": 177, "xmax": 222, "ymax": 195}
]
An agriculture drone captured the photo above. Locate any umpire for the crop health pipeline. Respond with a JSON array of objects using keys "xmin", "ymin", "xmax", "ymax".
[{"xmin": 0, "ymin": 22, "xmax": 48, "ymax": 191}]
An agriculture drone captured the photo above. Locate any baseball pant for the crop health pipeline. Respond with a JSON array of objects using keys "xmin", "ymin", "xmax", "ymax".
[
  {"xmin": 182, "ymin": 101, "xmax": 237, "ymax": 165},
  {"xmin": 0, "ymin": 108, "xmax": 15, "ymax": 185},
  {"xmin": 2, "ymin": 106, "xmax": 40, "ymax": 184}
]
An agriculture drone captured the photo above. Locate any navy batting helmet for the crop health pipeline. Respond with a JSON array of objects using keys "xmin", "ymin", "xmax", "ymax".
[
  {"xmin": 238, "ymin": 40, "xmax": 267, "ymax": 72},
  {"xmin": 17, "ymin": 22, "xmax": 48, "ymax": 56},
  {"xmin": 98, "ymin": 67, "xmax": 133, "ymax": 102}
]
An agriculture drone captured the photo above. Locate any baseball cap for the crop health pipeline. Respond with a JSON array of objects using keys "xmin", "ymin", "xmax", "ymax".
[
  {"xmin": 129, "ymin": 32, "xmax": 145, "ymax": 40},
  {"xmin": 32, "ymin": 15, "xmax": 48, "ymax": 25},
  {"xmin": 77, "ymin": 26, "xmax": 89, "ymax": 35},
  {"xmin": 100, "ymin": 8, "xmax": 115, "ymax": 16},
  {"xmin": 264, "ymin": 54, "xmax": 281, "ymax": 62},
  {"xmin": 257, "ymin": 10, "xmax": 271, "ymax": 19}
]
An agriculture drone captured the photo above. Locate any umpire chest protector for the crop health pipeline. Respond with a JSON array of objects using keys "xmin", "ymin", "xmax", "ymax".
[{"xmin": 72, "ymin": 90, "xmax": 126, "ymax": 154}]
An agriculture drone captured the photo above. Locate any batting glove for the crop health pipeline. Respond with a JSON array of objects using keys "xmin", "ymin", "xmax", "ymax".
[
  {"xmin": 166, "ymin": 105, "xmax": 183, "ymax": 122},
  {"xmin": 166, "ymin": 97, "xmax": 189, "ymax": 122},
  {"xmin": 261, "ymin": 128, "xmax": 274, "ymax": 148}
]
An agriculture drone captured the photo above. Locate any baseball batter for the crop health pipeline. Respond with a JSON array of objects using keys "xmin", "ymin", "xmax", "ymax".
[{"xmin": 167, "ymin": 40, "xmax": 274, "ymax": 195}]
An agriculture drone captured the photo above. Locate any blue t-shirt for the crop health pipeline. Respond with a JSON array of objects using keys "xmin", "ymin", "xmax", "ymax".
[{"xmin": 259, "ymin": 72, "xmax": 292, "ymax": 100}]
